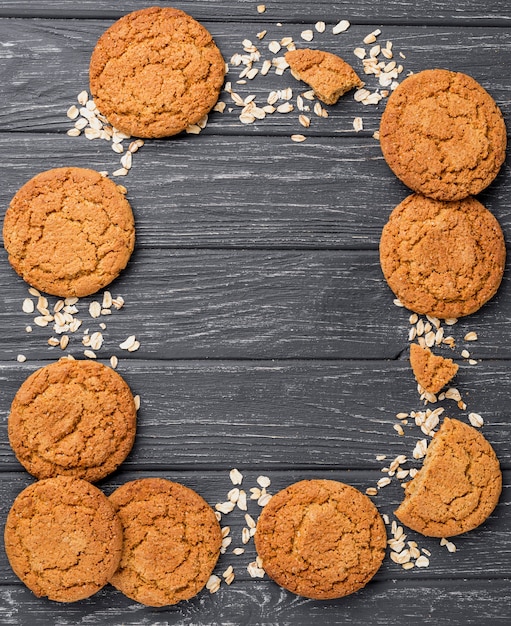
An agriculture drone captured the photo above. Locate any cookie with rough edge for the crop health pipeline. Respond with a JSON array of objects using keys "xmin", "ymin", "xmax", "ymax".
[
  {"xmin": 409, "ymin": 343, "xmax": 459, "ymax": 395},
  {"xmin": 380, "ymin": 69, "xmax": 507, "ymax": 200},
  {"xmin": 254, "ymin": 479, "xmax": 386, "ymax": 600},
  {"xmin": 285, "ymin": 48, "xmax": 363, "ymax": 105},
  {"xmin": 2, "ymin": 167, "xmax": 135, "ymax": 298},
  {"xmin": 395, "ymin": 417, "xmax": 502, "ymax": 537},
  {"xmin": 108, "ymin": 478, "xmax": 222, "ymax": 606},
  {"xmin": 8, "ymin": 359, "xmax": 137, "ymax": 482},
  {"xmin": 90, "ymin": 6, "xmax": 225, "ymax": 138},
  {"xmin": 4, "ymin": 476, "xmax": 123, "ymax": 602},
  {"xmin": 379, "ymin": 194, "xmax": 505, "ymax": 319}
]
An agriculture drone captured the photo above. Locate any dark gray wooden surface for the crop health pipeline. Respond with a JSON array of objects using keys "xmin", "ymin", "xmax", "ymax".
[{"xmin": 0, "ymin": 1, "xmax": 510, "ymax": 624}]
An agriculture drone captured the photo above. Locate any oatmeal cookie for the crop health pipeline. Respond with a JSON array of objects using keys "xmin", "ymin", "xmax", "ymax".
[
  {"xmin": 285, "ymin": 48, "xmax": 363, "ymax": 105},
  {"xmin": 4, "ymin": 476, "xmax": 123, "ymax": 602},
  {"xmin": 3, "ymin": 167, "xmax": 135, "ymax": 298},
  {"xmin": 254, "ymin": 479, "xmax": 386, "ymax": 599},
  {"xmin": 379, "ymin": 69, "xmax": 506, "ymax": 200},
  {"xmin": 8, "ymin": 359, "xmax": 137, "ymax": 482},
  {"xmin": 90, "ymin": 6, "xmax": 225, "ymax": 138},
  {"xmin": 379, "ymin": 194, "xmax": 505, "ymax": 318},
  {"xmin": 109, "ymin": 478, "xmax": 222, "ymax": 606},
  {"xmin": 395, "ymin": 418, "xmax": 502, "ymax": 536}
]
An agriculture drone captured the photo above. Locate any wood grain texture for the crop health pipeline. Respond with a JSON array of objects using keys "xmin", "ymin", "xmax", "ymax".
[
  {"xmin": 1, "ymin": 246, "xmax": 510, "ymax": 359},
  {"xmin": 1, "ymin": 578, "xmax": 510, "ymax": 626},
  {"xmin": 0, "ymin": 1, "xmax": 510, "ymax": 623},
  {"xmin": 0, "ymin": 469, "xmax": 509, "ymax": 583},
  {"xmin": 0, "ymin": 360, "xmax": 509, "ymax": 469},
  {"xmin": 0, "ymin": 21, "xmax": 509, "ymax": 134},
  {"xmin": 0, "ymin": 135, "xmax": 509, "ymax": 251},
  {"xmin": 0, "ymin": 0, "xmax": 509, "ymax": 22}
]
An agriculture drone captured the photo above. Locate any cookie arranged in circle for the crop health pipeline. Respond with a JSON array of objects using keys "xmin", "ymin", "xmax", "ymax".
[
  {"xmin": 379, "ymin": 194, "xmax": 505, "ymax": 318},
  {"xmin": 108, "ymin": 478, "xmax": 222, "ymax": 606},
  {"xmin": 285, "ymin": 48, "xmax": 363, "ymax": 105},
  {"xmin": 8, "ymin": 359, "xmax": 137, "ymax": 482},
  {"xmin": 89, "ymin": 7, "xmax": 226, "ymax": 138},
  {"xmin": 4, "ymin": 476, "xmax": 123, "ymax": 602},
  {"xmin": 2, "ymin": 167, "xmax": 135, "ymax": 298},
  {"xmin": 254, "ymin": 479, "xmax": 386, "ymax": 600},
  {"xmin": 379, "ymin": 69, "xmax": 507, "ymax": 200},
  {"xmin": 395, "ymin": 418, "xmax": 502, "ymax": 537}
]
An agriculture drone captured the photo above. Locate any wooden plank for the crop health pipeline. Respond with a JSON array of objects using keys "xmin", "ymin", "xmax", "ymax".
[
  {"xmin": 1, "ymin": 247, "xmax": 510, "ymax": 359},
  {"xmin": 0, "ymin": 0, "xmax": 509, "ymax": 23},
  {"xmin": 0, "ymin": 469, "xmax": 509, "ymax": 583},
  {"xmin": 0, "ymin": 21, "xmax": 509, "ymax": 134},
  {"xmin": 0, "ymin": 135, "xmax": 509, "ymax": 252},
  {"xmin": 0, "ymin": 361, "xmax": 509, "ymax": 468},
  {"xmin": 0, "ymin": 578, "xmax": 509, "ymax": 626}
]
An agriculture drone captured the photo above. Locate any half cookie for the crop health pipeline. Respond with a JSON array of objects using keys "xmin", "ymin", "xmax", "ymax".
[
  {"xmin": 409, "ymin": 343, "xmax": 458, "ymax": 395},
  {"xmin": 285, "ymin": 48, "xmax": 363, "ymax": 105},
  {"xmin": 395, "ymin": 418, "xmax": 501, "ymax": 537}
]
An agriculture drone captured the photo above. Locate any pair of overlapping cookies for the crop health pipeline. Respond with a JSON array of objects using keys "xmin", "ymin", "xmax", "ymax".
[{"xmin": 2, "ymin": 6, "xmax": 505, "ymax": 607}]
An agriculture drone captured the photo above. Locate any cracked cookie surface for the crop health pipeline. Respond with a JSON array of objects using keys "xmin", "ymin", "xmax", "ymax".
[
  {"xmin": 395, "ymin": 417, "xmax": 502, "ymax": 537},
  {"xmin": 8, "ymin": 359, "xmax": 137, "ymax": 482},
  {"xmin": 108, "ymin": 478, "xmax": 222, "ymax": 606},
  {"xmin": 254, "ymin": 479, "xmax": 386, "ymax": 599},
  {"xmin": 379, "ymin": 194, "xmax": 505, "ymax": 318},
  {"xmin": 89, "ymin": 6, "xmax": 225, "ymax": 138},
  {"xmin": 285, "ymin": 48, "xmax": 363, "ymax": 105},
  {"xmin": 380, "ymin": 69, "xmax": 506, "ymax": 200},
  {"xmin": 2, "ymin": 167, "xmax": 135, "ymax": 298},
  {"xmin": 4, "ymin": 476, "xmax": 123, "ymax": 602}
]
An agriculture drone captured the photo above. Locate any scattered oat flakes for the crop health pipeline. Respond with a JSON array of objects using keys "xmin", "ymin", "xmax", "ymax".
[
  {"xmin": 468, "ymin": 412, "xmax": 484, "ymax": 428},
  {"xmin": 257, "ymin": 4, "xmax": 266, "ymax": 13},
  {"xmin": 291, "ymin": 134, "xmax": 306, "ymax": 142},
  {"xmin": 353, "ymin": 117, "xmax": 363, "ymax": 132}
]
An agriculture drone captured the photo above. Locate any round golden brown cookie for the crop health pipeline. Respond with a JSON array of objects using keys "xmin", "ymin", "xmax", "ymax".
[
  {"xmin": 395, "ymin": 418, "xmax": 502, "ymax": 537},
  {"xmin": 254, "ymin": 479, "xmax": 386, "ymax": 600},
  {"xmin": 4, "ymin": 476, "xmax": 123, "ymax": 602},
  {"xmin": 108, "ymin": 478, "xmax": 222, "ymax": 606},
  {"xmin": 379, "ymin": 69, "xmax": 506, "ymax": 201},
  {"xmin": 8, "ymin": 359, "xmax": 137, "ymax": 482},
  {"xmin": 2, "ymin": 167, "xmax": 135, "ymax": 298},
  {"xmin": 379, "ymin": 194, "xmax": 505, "ymax": 318},
  {"xmin": 89, "ymin": 7, "xmax": 225, "ymax": 138}
]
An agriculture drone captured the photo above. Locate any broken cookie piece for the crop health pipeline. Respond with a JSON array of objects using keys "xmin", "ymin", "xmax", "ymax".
[
  {"xmin": 409, "ymin": 343, "xmax": 458, "ymax": 394},
  {"xmin": 285, "ymin": 48, "xmax": 363, "ymax": 105},
  {"xmin": 395, "ymin": 417, "xmax": 502, "ymax": 537}
]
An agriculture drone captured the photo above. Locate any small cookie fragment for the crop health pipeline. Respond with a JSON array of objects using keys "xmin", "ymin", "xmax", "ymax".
[
  {"xmin": 8, "ymin": 359, "xmax": 137, "ymax": 482},
  {"xmin": 285, "ymin": 48, "xmax": 363, "ymax": 105},
  {"xmin": 395, "ymin": 418, "xmax": 502, "ymax": 537},
  {"xmin": 379, "ymin": 194, "xmax": 505, "ymax": 319},
  {"xmin": 4, "ymin": 476, "xmax": 123, "ymax": 602},
  {"xmin": 2, "ymin": 167, "xmax": 135, "ymax": 298},
  {"xmin": 109, "ymin": 478, "xmax": 222, "ymax": 606},
  {"xmin": 90, "ymin": 7, "xmax": 226, "ymax": 138},
  {"xmin": 379, "ymin": 69, "xmax": 507, "ymax": 200},
  {"xmin": 409, "ymin": 343, "xmax": 459, "ymax": 394},
  {"xmin": 254, "ymin": 479, "xmax": 386, "ymax": 599}
]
